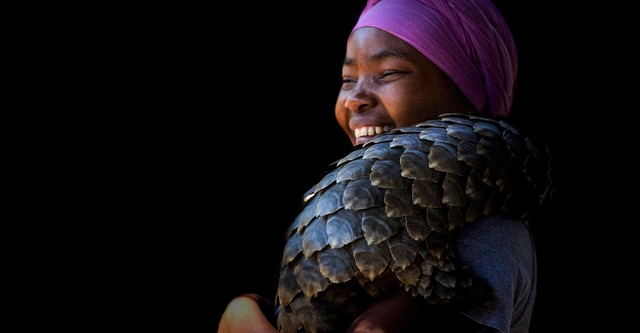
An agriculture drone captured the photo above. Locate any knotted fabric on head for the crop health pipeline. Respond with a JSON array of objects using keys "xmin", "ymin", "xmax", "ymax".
[{"xmin": 352, "ymin": 0, "xmax": 517, "ymax": 117}]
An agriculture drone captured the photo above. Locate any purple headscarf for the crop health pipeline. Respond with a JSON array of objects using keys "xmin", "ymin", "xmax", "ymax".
[{"xmin": 351, "ymin": 0, "xmax": 517, "ymax": 117}]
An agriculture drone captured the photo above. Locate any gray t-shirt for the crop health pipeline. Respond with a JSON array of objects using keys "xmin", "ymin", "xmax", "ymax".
[{"xmin": 456, "ymin": 214, "xmax": 537, "ymax": 333}]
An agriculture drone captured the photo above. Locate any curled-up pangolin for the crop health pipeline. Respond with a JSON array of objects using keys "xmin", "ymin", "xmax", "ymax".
[{"xmin": 275, "ymin": 112, "xmax": 555, "ymax": 333}]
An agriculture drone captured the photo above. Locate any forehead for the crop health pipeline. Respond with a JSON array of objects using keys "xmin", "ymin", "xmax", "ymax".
[{"xmin": 346, "ymin": 27, "xmax": 425, "ymax": 62}]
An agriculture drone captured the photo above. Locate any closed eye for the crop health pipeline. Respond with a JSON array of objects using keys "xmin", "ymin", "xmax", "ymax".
[
  {"xmin": 380, "ymin": 70, "xmax": 405, "ymax": 81},
  {"xmin": 342, "ymin": 77, "xmax": 356, "ymax": 89}
]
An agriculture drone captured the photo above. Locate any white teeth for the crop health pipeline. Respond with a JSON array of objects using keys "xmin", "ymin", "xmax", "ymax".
[{"xmin": 355, "ymin": 125, "xmax": 394, "ymax": 138}]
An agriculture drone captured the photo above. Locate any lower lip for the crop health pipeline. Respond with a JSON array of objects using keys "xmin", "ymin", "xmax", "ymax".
[{"xmin": 355, "ymin": 136, "xmax": 373, "ymax": 145}]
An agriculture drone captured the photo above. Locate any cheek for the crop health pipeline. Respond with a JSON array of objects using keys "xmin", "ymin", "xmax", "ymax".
[
  {"xmin": 388, "ymin": 108, "xmax": 427, "ymax": 127},
  {"xmin": 384, "ymin": 91, "xmax": 429, "ymax": 127},
  {"xmin": 390, "ymin": 83, "xmax": 448, "ymax": 126},
  {"xmin": 334, "ymin": 98, "xmax": 353, "ymax": 140}
]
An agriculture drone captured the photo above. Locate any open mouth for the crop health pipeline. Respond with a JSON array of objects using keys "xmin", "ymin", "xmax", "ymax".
[{"xmin": 354, "ymin": 125, "xmax": 395, "ymax": 144}]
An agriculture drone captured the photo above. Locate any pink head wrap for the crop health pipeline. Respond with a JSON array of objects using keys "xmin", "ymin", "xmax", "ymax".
[{"xmin": 351, "ymin": 0, "xmax": 517, "ymax": 117}]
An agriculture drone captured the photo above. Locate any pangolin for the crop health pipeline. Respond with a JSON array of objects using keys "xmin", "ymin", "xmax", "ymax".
[{"xmin": 275, "ymin": 112, "xmax": 554, "ymax": 333}]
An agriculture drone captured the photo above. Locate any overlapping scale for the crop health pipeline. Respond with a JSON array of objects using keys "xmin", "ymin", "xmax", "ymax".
[{"xmin": 275, "ymin": 113, "xmax": 555, "ymax": 333}]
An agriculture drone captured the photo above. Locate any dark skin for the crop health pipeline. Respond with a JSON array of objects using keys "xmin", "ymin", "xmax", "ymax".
[
  {"xmin": 217, "ymin": 291, "xmax": 436, "ymax": 333},
  {"xmin": 218, "ymin": 28, "xmax": 485, "ymax": 333},
  {"xmin": 335, "ymin": 27, "xmax": 475, "ymax": 146}
]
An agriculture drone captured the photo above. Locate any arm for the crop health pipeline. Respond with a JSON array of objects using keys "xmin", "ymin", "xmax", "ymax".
[
  {"xmin": 217, "ymin": 291, "xmax": 494, "ymax": 333},
  {"xmin": 217, "ymin": 292, "xmax": 423, "ymax": 333},
  {"xmin": 217, "ymin": 291, "xmax": 420, "ymax": 333},
  {"xmin": 346, "ymin": 290, "xmax": 429, "ymax": 333},
  {"xmin": 347, "ymin": 290, "xmax": 497, "ymax": 333}
]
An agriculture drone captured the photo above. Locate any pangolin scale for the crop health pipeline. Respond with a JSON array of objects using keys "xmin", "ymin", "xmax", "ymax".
[{"xmin": 275, "ymin": 113, "xmax": 554, "ymax": 333}]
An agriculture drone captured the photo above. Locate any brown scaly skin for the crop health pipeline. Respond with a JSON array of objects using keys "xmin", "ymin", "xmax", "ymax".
[{"xmin": 275, "ymin": 113, "xmax": 554, "ymax": 333}]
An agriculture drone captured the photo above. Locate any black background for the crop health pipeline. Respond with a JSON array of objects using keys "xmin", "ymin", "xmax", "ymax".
[{"xmin": 71, "ymin": 1, "xmax": 623, "ymax": 332}]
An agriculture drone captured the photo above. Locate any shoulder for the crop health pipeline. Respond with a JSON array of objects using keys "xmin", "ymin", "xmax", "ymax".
[
  {"xmin": 455, "ymin": 213, "xmax": 536, "ymax": 283},
  {"xmin": 455, "ymin": 214, "xmax": 537, "ymax": 333},
  {"xmin": 456, "ymin": 213, "xmax": 535, "ymax": 258}
]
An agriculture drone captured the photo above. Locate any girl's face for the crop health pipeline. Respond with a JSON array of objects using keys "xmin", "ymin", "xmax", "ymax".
[{"xmin": 335, "ymin": 27, "xmax": 475, "ymax": 146}]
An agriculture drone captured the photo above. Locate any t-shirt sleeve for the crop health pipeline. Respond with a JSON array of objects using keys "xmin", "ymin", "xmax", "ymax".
[{"xmin": 455, "ymin": 214, "xmax": 537, "ymax": 333}]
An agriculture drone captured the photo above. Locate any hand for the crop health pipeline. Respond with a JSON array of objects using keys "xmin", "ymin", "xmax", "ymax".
[
  {"xmin": 346, "ymin": 290, "xmax": 491, "ymax": 333},
  {"xmin": 346, "ymin": 290, "xmax": 430, "ymax": 333},
  {"xmin": 217, "ymin": 293, "xmax": 279, "ymax": 333}
]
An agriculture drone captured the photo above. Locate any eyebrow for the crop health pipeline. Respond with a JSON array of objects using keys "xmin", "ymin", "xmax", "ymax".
[{"xmin": 344, "ymin": 49, "xmax": 411, "ymax": 66}]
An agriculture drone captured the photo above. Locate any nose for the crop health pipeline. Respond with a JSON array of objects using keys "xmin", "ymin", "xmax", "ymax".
[{"xmin": 344, "ymin": 82, "xmax": 376, "ymax": 113}]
